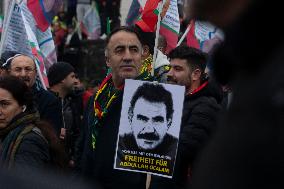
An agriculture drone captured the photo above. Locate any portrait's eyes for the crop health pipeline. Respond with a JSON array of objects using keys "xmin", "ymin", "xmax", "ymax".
[
  {"xmin": 152, "ymin": 116, "xmax": 164, "ymax": 123},
  {"xmin": 137, "ymin": 114, "xmax": 149, "ymax": 122}
]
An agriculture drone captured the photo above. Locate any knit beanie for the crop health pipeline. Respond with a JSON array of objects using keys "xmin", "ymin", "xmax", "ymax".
[{"xmin": 47, "ymin": 62, "xmax": 75, "ymax": 87}]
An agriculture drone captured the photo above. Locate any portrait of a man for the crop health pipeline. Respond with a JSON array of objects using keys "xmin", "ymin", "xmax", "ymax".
[
  {"xmin": 120, "ymin": 82, "xmax": 178, "ymax": 156},
  {"xmin": 114, "ymin": 80, "xmax": 184, "ymax": 177}
]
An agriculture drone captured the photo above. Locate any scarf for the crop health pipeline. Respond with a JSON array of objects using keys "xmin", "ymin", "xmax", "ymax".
[
  {"xmin": 0, "ymin": 112, "xmax": 39, "ymax": 169},
  {"xmin": 91, "ymin": 74, "xmax": 123, "ymax": 149},
  {"xmin": 140, "ymin": 55, "xmax": 153, "ymax": 80},
  {"xmin": 91, "ymin": 65, "xmax": 154, "ymax": 149}
]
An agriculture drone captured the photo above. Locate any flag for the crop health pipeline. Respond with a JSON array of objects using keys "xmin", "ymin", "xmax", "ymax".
[
  {"xmin": 80, "ymin": 3, "xmax": 101, "ymax": 40},
  {"xmin": 135, "ymin": 0, "xmax": 179, "ymax": 53},
  {"xmin": 125, "ymin": 0, "xmax": 141, "ymax": 26},
  {"xmin": 135, "ymin": 0, "xmax": 161, "ymax": 32},
  {"xmin": 27, "ymin": 0, "xmax": 63, "ymax": 32},
  {"xmin": 22, "ymin": 2, "xmax": 51, "ymax": 87},
  {"xmin": 186, "ymin": 20, "xmax": 224, "ymax": 53},
  {"xmin": 2, "ymin": 2, "xmax": 57, "ymax": 88},
  {"xmin": 0, "ymin": 15, "xmax": 3, "ymax": 34},
  {"xmin": 160, "ymin": 0, "xmax": 180, "ymax": 53}
]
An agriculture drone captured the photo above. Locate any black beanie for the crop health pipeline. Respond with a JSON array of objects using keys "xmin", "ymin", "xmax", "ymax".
[{"xmin": 47, "ymin": 62, "xmax": 75, "ymax": 87}]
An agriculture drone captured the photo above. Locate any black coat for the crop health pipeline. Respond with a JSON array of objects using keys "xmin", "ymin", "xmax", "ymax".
[
  {"xmin": 32, "ymin": 86, "xmax": 63, "ymax": 135},
  {"xmin": 81, "ymin": 93, "xmax": 147, "ymax": 189},
  {"xmin": 191, "ymin": 1, "xmax": 284, "ymax": 189},
  {"xmin": 0, "ymin": 112, "xmax": 50, "ymax": 171},
  {"xmin": 150, "ymin": 80, "xmax": 222, "ymax": 189},
  {"xmin": 14, "ymin": 130, "xmax": 50, "ymax": 170}
]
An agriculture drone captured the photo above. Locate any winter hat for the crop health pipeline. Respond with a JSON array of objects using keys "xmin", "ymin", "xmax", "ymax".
[
  {"xmin": 0, "ymin": 51, "xmax": 28, "ymax": 68},
  {"xmin": 47, "ymin": 62, "xmax": 74, "ymax": 87}
]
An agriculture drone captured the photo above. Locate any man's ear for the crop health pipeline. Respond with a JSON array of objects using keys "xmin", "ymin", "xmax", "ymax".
[
  {"xmin": 191, "ymin": 69, "xmax": 201, "ymax": 81},
  {"xmin": 105, "ymin": 56, "xmax": 111, "ymax": 67},
  {"xmin": 142, "ymin": 45, "xmax": 150, "ymax": 59}
]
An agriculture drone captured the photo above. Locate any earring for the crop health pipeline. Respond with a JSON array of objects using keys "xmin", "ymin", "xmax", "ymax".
[{"xmin": 22, "ymin": 105, "xmax": 27, "ymax": 112}]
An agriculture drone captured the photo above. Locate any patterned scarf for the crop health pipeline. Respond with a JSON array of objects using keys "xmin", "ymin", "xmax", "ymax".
[
  {"xmin": 91, "ymin": 64, "xmax": 154, "ymax": 149},
  {"xmin": 0, "ymin": 112, "xmax": 39, "ymax": 169},
  {"xmin": 91, "ymin": 74, "xmax": 123, "ymax": 149},
  {"xmin": 140, "ymin": 54, "xmax": 170, "ymax": 82},
  {"xmin": 140, "ymin": 55, "xmax": 153, "ymax": 80}
]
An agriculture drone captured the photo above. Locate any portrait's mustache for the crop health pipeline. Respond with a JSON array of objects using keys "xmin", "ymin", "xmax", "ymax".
[{"xmin": 138, "ymin": 132, "xmax": 159, "ymax": 141}]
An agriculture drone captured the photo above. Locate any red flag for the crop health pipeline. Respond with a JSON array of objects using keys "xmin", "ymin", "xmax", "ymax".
[
  {"xmin": 135, "ymin": 0, "xmax": 161, "ymax": 32},
  {"xmin": 186, "ymin": 20, "xmax": 224, "ymax": 53},
  {"xmin": 186, "ymin": 21, "xmax": 200, "ymax": 49},
  {"xmin": 27, "ymin": 0, "xmax": 63, "ymax": 32}
]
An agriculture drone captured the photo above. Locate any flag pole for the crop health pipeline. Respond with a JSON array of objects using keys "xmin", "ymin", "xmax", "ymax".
[
  {"xmin": 152, "ymin": 0, "xmax": 164, "ymax": 77},
  {"xmin": 0, "ymin": 0, "xmax": 16, "ymax": 58},
  {"xmin": 34, "ymin": 59, "xmax": 47, "ymax": 90},
  {"xmin": 176, "ymin": 22, "xmax": 192, "ymax": 47}
]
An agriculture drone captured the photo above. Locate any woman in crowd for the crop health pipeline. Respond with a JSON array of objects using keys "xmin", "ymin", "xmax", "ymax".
[{"xmin": 0, "ymin": 76, "xmax": 67, "ymax": 171}]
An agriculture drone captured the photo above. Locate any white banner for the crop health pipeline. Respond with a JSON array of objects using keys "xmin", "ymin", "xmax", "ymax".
[
  {"xmin": 161, "ymin": 0, "xmax": 180, "ymax": 34},
  {"xmin": 1, "ymin": 2, "xmax": 56, "ymax": 69}
]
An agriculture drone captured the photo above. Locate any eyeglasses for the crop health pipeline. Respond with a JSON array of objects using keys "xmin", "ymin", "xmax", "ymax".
[{"xmin": 10, "ymin": 67, "xmax": 35, "ymax": 74}]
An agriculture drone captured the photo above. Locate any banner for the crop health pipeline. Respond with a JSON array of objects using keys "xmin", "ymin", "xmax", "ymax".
[
  {"xmin": 136, "ymin": 0, "xmax": 161, "ymax": 32},
  {"xmin": 80, "ymin": 3, "xmax": 101, "ymax": 40},
  {"xmin": 160, "ymin": 0, "xmax": 180, "ymax": 53},
  {"xmin": 27, "ymin": 0, "xmax": 63, "ymax": 32},
  {"xmin": 125, "ymin": 0, "xmax": 141, "ymax": 26},
  {"xmin": 114, "ymin": 79, "xmax": 185, "ymax": 178},
  {"xmin": 186, "ymin": 20, "xmax": 224, "ymax": 53},
  {"xmin": 0, "ymin": 15, "xmax": 3, "ymax": 34},
  {"xmin": 2, "ymin": 2, "xmax": 57, "ymax": 87},
  {"xmin": 21, "ymin": 3, "xmax": 50, "ymax": 87}
]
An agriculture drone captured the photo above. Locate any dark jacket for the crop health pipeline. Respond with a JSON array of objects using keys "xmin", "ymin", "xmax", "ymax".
[
  {"xmin": 81, "ymin": 93, "xmax": 147, "ymax": 189},
  {"xmin": 32, "ymin": 85, "xmax": 63, "ymax": 135},
  {"xmin": 191, "ymin": 2, "xmax": 284, "ymax": 189},
  {"xmin": 66, "ymin": 91, "xmax": 84, "ymax": 163},
  {"xmin": 0, "ymin": 112, "xmax": 50, "ymax": 171},
  {"xmin": 49, "ymin": 90, "xmax": 82, "ymax": 162},
  {"xmin": 150, "ymin": 80, "xmax": 222, "ymax": 189},
  {"xmin": 14, "ymin": 130, "xmax": 50, "ymax": 170}
]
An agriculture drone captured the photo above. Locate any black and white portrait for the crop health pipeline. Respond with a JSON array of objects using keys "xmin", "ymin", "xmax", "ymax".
[{"xmin": 114, "ymin": 79, "xmax": 185, "ymax": 178}]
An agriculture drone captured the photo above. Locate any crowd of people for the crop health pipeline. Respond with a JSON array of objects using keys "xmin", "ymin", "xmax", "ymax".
[
  {"xmin": 1, "ymin": 0, "xmax": 283, "ymax": 189},
  {"xmin": 51, "ymin": 0, "xmax": 121, "ymax": 62}
]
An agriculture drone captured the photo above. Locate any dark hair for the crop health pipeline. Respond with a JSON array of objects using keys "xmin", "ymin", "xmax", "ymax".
[
  {"xmin": 0, "ymin": 76, "xmax": 34, "ymax": 111},
  {"xmin": 36, "ymin": 121, "xmax": 68, "ymax": 171},
  {"xmin": 133, "ymin": 25, "xmax": 155, "ymax": 55},
  {"xmin": 105, "ymin": 26, "xmax": 143, "ymax": 48},
  {"xmin": 128, "ymin": 82, "xmax": 174, "ymax": 126},
  {"xmin": 168, "ymin": 46, "xmax": 208, "ymax": 73}
]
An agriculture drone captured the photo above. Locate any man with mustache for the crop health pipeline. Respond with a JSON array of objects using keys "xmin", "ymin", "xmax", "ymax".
[
  {"xmin": 148, "ymin": 46, "xmax": 222, "ymax": 189},
  {"xmin": 0, "ymin": 51, "xmax": 63, "ymax": 135},
  {"xmin": 80, "ymin": 26, "xmax": 151, "ymax": 189},
  {"xmin": 119, "ymin": 82, "xmax": 177, "ymax": 157}
]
